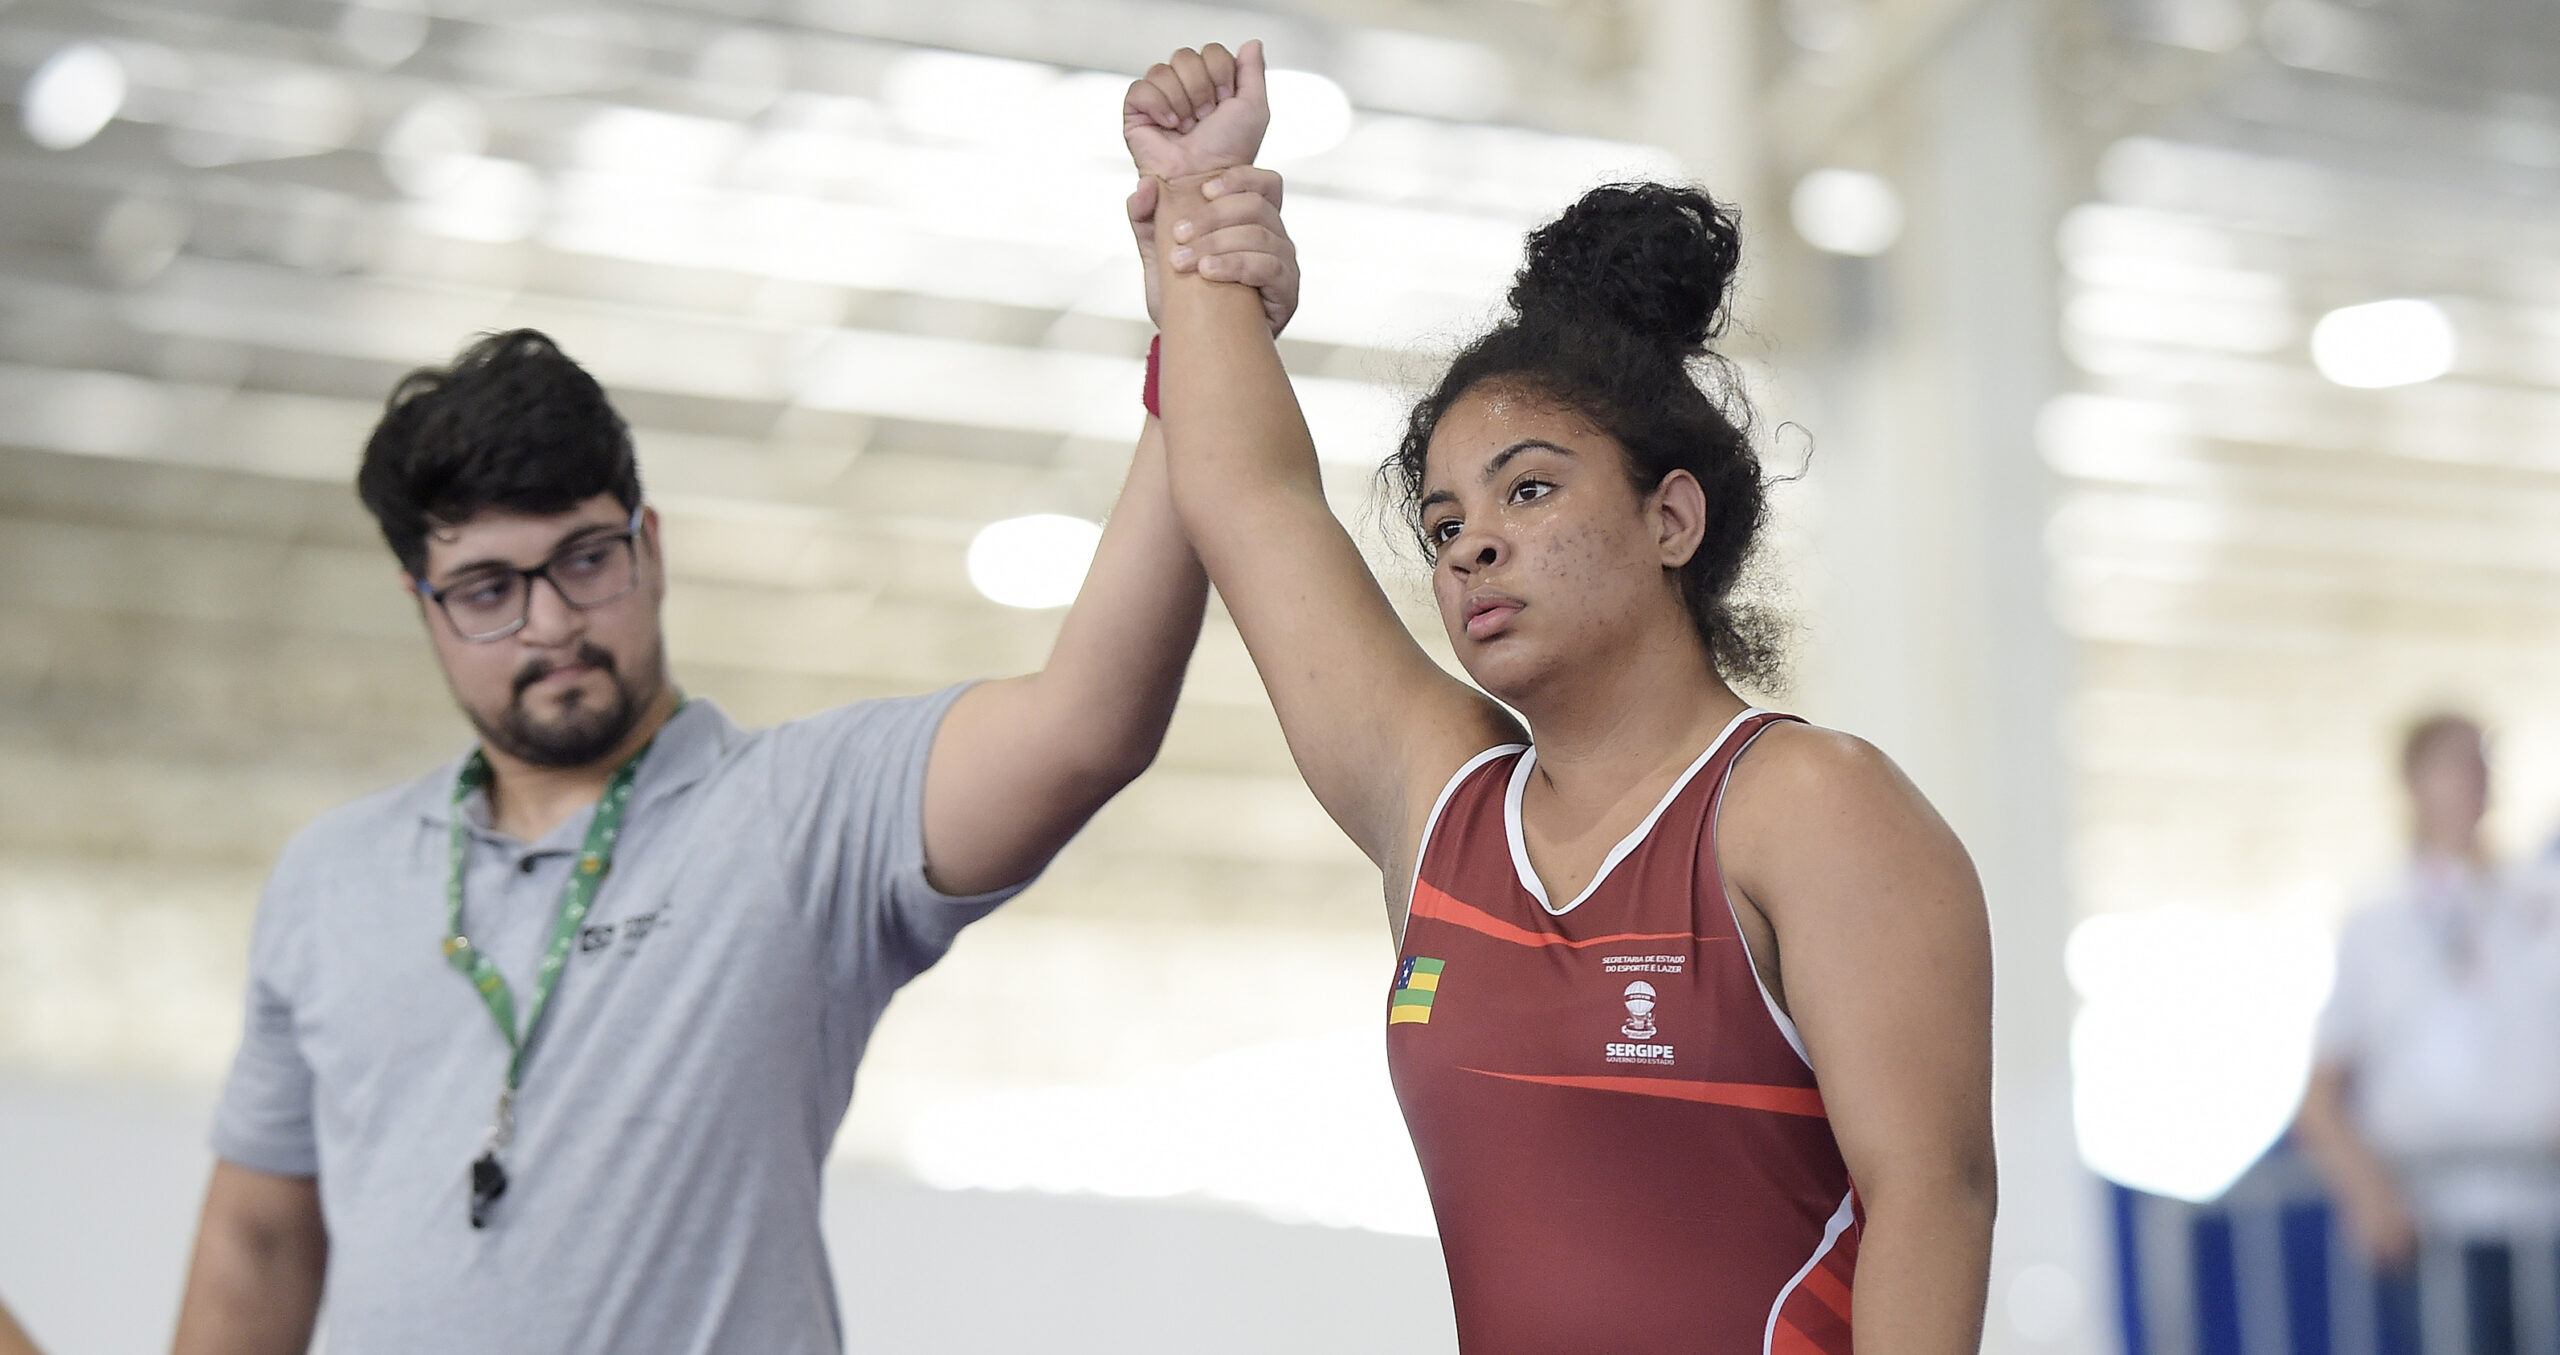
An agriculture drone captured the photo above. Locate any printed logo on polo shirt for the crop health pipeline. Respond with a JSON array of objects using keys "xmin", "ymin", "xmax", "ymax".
[
  {"xmin": 1605, "ymin": 979, "xmax": 1676, "ymax": 1066},
  {"xmin": 577, "ymin": 906, "xmax": 670, "ymax": 959}
]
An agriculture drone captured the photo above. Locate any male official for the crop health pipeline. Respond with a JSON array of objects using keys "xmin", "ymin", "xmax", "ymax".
[{"xmin": 171, "ymin": 43, "xmax": 1291, "ymax": 1353}]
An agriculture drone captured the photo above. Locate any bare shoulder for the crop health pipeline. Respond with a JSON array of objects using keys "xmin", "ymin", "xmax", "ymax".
[
  {"xmin": 1727, "ymin": 722, "xmax": 1930, "ymax": 819},
  {"xmin": 1721, "ymin": 722, "xmax": 1971, "ymax": 890}
]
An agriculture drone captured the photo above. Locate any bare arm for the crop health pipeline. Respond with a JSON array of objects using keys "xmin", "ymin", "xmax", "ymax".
[
  {"xmin": 1146, "ymin": 44, "xmax": 1516, "ymax": 882},
  {"xmin": 918, "ymin": 51, "xmax": 1303, "ymax": 897},
  {"xmin": 0, "ymin": 1296, "xmax": 42, "ymax": 1355},
  {"xmin": 920, "ymin": 413, "xmax": 1207, "ymax": 895},
  {"xmin": 1724, "ymin": 727, "xmax": 1995, "ymax": 1355},
  {"xmin": 2294, "ymin": 1061, "xmax": 2418, "ymax": 1270},
  {"xmin": 171, "ymin": 1161, "xmax": 326, "ymax": 1355}
]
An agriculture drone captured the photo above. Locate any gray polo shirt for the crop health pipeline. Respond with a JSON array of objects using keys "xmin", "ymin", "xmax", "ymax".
[{"xmin": 212, "ymin": 687, "xmax": 1025, "ymax": 1353}]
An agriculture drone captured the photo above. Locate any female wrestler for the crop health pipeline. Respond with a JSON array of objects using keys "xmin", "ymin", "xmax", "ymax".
[{"xmin": 1131, "ymin": 42, "xmax": 1995, "ymax": 1354}]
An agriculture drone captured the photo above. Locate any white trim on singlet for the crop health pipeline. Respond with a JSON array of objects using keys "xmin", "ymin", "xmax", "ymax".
[
  {"xmin": 1400, "ymin": 743, "xmax": 1530, "ymax": 933},
  {"xmin": 1762, "ymin": 1189, "xmax": 1859, "ymax": 1355},
  {"xmin": 1502, "ymin": 706, "xmax": 1767, "ymax": 918},
  {"xmin": 1711, "ymin": 717, "xmax": 1815, "ymax": 1070}
]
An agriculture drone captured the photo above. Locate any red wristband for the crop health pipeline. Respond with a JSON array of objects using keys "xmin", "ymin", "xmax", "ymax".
[{"xmin": 1142, "ymin": 334, "xmax": 1162, "ymax": 420}]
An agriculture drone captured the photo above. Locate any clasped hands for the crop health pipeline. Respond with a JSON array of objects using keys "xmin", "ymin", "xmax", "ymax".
[{"xmin": 1120, "ymin": 40, "xmax": 1296, "ymax": 337}]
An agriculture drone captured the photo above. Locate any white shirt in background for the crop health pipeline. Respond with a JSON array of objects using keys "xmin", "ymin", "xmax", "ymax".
[{"xmin": 2316, "ymin": 855, "xmax": 2560, "ymax": 1236}]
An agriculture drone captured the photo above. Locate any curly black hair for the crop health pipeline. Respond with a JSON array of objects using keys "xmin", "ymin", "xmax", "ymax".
[
  {"xmin": 1385, "ymin": 183, "xmax": 1784, "ymax": 688},
  {"xmin": 356, "ymin": 329, "xmax": 641, "ymax": 577}
]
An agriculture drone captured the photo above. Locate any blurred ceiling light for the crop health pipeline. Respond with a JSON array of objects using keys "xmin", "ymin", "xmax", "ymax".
[
  {"xmin": 22, "ymin": 42, "xmax": 127, "ymax": 151},
  {"xmin": 882, "ymin": 49, "xmax": 1058, "ymax": 148},
  {"xmin": 967, "ymin": 514, "xmax": 1101, "ymax": 610},
  {"xmin": 694, "ymin": 28, "xmax": 790, "ymax": 118},
  {"xmin": 2310, "ymin": 298, "xmax": 2456, "ymax": 388},
  {"xmin": 1779, "ymin": 0, "xmax": 1870, "ymax": 53},
  {"xmin": 574, "ymin": 107, "xmax": 743, "ymax": 182},
  {"xmin": 339, "ymin": 0, "xmax": 430, "ymax": 69},
  {"xmin": 1337, "ymin": 29, "xmax": 1510, "ymax": 121},
  {"xmin": 2066, "ymin": 290, "xmax": 2292, "ymax": 353},
  {"xmin": 2259, "ymin": 0, "xmax": 2384, "ymax": 76},
  {"xmin": 1790, "ymin": 168, "xmax": 1902, "ymax": 256},
  {"xmin": 382, "ymin": 94, "xmax": 488, "ymax": 197},
  {"xmin": 1263, "ymin": 69, "xmax": 1354, "ymax": 163},
  {"xmin": 167, "ymin": 72, "xmax": 362, "ymax": 168},
  {"xmin": 2151, "ymin": 0, "xmax": 2249, "ymax": 51},
  {"xmin": 92, "ymin": 193, "xmax": 191, "ymax": 287},
  {"xmin": 406, "ymin": 157, "xmax": 545, "ymax": 243}
]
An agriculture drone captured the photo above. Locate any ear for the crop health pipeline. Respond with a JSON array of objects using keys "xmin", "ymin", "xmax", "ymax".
[
  {"xmin": 639, "ymin": 505, "xmax": 669, "ymax": 589},
  {"xmin": 1650, "ymin": 469, "xmax": 1707, "ymax": 569}
]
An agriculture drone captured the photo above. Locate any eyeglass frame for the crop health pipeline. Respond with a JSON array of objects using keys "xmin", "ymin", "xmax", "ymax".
[{"xmin": 412, "ymin": 505, "xmax": 649, "ymax": 643}]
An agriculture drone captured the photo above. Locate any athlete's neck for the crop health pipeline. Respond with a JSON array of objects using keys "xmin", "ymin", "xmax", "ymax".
[
  {"xmin": 482, "ymin": 684, "xmax": 681, "ymax": 843},
  {"xmin": 1515, "ymin": 622, "xmax": 1748, "ymax": 814}
]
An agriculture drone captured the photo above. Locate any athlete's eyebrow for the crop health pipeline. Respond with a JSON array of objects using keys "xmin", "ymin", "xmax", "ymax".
[
  {"xmin": 1419, "ymin": 439, "xmax": 1579, "ymax": 514},
  {"xmin": 1480, "ymin": 439, "xmax": 1577, "ymax": 480}
]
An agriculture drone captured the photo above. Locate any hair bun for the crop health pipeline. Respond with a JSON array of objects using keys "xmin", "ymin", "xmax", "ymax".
[{"xmin": 1506, "ymin": 183, "xmax": 1741, "ymax": 352}]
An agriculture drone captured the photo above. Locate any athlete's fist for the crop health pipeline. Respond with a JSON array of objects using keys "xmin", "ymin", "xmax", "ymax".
[{"xmin": 1122, "ymin": 40, "xmax": 1269, "ymax": 181}]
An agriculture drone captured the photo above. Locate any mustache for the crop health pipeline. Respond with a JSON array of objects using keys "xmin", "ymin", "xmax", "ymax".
[{"xmin": 512, "ymin": 643, "xmax": 618, "ymax": 700}]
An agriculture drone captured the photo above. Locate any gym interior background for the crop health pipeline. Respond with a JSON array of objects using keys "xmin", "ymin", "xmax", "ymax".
[{"xmin": 0, "ymin": 0, "xmax": 2552, "ymax": 1350}]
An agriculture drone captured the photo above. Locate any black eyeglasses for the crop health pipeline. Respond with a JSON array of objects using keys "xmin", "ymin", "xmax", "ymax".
[{"xmin": 415, "ymin": 507, "xmax": 646, "ymax": 643}]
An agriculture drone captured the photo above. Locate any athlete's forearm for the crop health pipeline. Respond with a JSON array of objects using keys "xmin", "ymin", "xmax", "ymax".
[{"xmin": 1847, "ymin": 1173, "xmax": 1995, "ymax": 1355}]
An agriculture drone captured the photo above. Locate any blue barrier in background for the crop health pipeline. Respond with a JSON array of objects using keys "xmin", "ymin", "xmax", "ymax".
[{"xmin": 2112, "ymin": 1144, "xmax": 2560, "ymax": 1355}]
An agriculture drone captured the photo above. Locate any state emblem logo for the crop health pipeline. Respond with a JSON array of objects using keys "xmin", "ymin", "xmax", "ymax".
[
  {"xmin": 1620, "ymin": 980, "xmax": 1659, "ymax": 1040},
  {"xmin": 1605, "ymin": 979, "xmax": 1676, "ymax": 1066}
]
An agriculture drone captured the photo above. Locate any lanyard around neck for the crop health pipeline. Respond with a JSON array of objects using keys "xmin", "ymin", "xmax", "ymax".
[{"xmin": 441, "ymin": 733, "xmax": 657, "ymax": 1091}]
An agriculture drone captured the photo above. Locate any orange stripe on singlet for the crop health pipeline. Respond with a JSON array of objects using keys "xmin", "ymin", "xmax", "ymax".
[
  {"xmin": 1460, "ymin": 1068, "xmax": 1828, "ymax": 1118},
  {"xmin": 1797, "ymin": 1259, "xmax": 1854, "ymax": 1321},
  {"xmin": 1409, "ymin": 879, "xmax": 1737, "ymax": 951},
  {"xmin": 1773, "ymin": 1317, "xmax": 1837, "ymax": 1355}
]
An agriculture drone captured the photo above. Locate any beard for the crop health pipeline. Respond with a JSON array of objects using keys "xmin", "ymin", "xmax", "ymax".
[{"xmin": 470, "ymin": 640, "xmax": 664, "ymax": 769}]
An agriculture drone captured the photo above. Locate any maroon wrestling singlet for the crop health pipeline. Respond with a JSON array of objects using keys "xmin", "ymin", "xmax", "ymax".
[{"xmin": 1387, "ymin": 709, "xmax": 1859, "ymax": 1355}]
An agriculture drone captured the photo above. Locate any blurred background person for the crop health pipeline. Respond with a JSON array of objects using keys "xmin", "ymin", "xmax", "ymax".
[{"xmin": 2295, "ymin": 712, "xmax": 2560, "ymax": 1354}]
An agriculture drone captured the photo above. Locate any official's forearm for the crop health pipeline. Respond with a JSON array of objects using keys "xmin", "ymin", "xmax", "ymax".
[
  {"xmin": 1022, "ymin": 418, "xmax": 1208, "ymax": 782},
  {"xmin": 0, "ymin": 1298, "xmax": 41, "ymax": 1355},
  {"xmin": 170, "ymin": 1226, "xmax": 325, "ymax": 1355},
  {"xmin": 1848, "ymin": 1177, "xmax": 1995, "ymax": 1355}
]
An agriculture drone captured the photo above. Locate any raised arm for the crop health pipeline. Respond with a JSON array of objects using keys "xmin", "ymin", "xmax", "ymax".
[
  {"xmin": 1143, "ymin": 42, "xmax": 1517, "ymax": 883},
  {"xmin": 171, "ymin": 1161, "xmax": 326, "ymax": 1355},
  {"xmin": 1723, "ymin": 727, "xmax": 1997, "ymax": 1355},
  {"xmin": 917, "ymin": 51, "xmax": 1301, "ymax": 897}
]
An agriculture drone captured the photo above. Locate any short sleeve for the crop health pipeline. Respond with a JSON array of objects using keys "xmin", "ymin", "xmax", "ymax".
[
  {"xmin": 756, "ymin": 684, "xmax": 1032, "ymax": 997},
  {"xmin": 209, "ymin": 853, "xmax": 321, "ymax": 1177}
]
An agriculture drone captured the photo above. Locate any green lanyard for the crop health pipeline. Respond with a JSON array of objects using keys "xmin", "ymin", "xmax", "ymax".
[{"xmin": 443, "ymin": 730, "xmax": 658, "ymax": 1226}]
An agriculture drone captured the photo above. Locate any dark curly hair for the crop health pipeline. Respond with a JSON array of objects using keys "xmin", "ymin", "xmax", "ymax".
[
  {"xmin": 1386, "ymin": 182, "xmax": 1784, "ymax": 688},
  {"xmin": 356, "ymin": 329, "xmax": 641, "ymax": 577}
]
